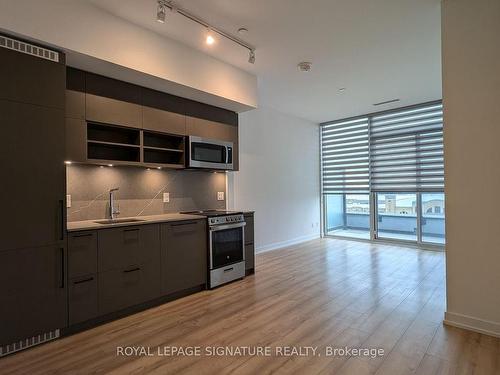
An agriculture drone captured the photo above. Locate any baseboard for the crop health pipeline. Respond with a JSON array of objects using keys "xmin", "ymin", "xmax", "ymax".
[
  {"xmin": 256, "ymin": 233, "xmax": 320, "ymax": 253},
  {"xmin": 444, "ymin": 311, "xmax": 500, "ymax": 338}
]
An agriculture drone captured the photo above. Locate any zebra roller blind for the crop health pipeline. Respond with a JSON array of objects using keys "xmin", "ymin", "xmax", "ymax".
[
  {"xmin": 321, "ymin": 117, "xmax": 370, "ymax": 194},
  {"xmin": 321, "ymin": 101, "xmax": 444, "ymax": 194},
  {"xmin": 370, "ymin": 103, "xmax": 443, "ymax": 192}
]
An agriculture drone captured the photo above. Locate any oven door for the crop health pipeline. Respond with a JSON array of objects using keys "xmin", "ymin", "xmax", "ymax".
[
  {"xmin": 188, "ymin": 136, "xmax": 233, "ymax": 170},
  {"xmin": 209, "ymin": 222, "xmax": 245, "ymax": 269}
]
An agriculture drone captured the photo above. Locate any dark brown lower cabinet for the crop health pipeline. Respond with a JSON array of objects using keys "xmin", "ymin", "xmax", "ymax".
[
  {"xmin": 68, "ymin": 231, "xmax": 97, "ymax": 279},
  {"xmin": 244, "ymin": 213, "xmax": 255, "ymax": 272},
  {"xmin": 69, "ymin": 274, "xmax": 98, "ymax": 325},
  {"xmin": 99, "ymin": 262, "xmax": 161, "ymax": 315},
  {"xmin": 0, "ymin": 246, "xmax": 67, "ymax": 346},
  {"xmin": 99, "ymin": 225, "xmax": 161, "ymax": 272},
  {"xmin": 245, "ymin": 244, "xmax": 255, "ymax": 271},
  {"xmin": 161, "ymin": 220, "xmax": 207, "ymax": 295}
]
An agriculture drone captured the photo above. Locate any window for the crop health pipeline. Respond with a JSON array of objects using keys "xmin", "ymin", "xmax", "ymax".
[
  {"xmin": 321, "ymin": 101, "xmax": 445, "ymax": 246},
  {"xmin": 421, "ymin": 192, "xmax": 445, "ymax": 244},
  {"xmin": 325, "ymin": 194, "xmax": 370, "ymax": 239},
  {"xmin": 376, "ymin": 193, "xmax": 417, "ymax": 241}
]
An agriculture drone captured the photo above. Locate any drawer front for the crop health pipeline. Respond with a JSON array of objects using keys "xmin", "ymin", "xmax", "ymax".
[
  {"xmin": 98, "ymin": 224, "xmax": 160, "ymax": 272},
  {"xmin": 245, "ymin": 244, "xmax": 255, "ymax": 270},
  {"xmin": 68, "ymin": 231, "xmax": 98, "ymax": 278},
  {"xmin": 161, "ymin": 220, "xmax": 207, "ymax": 295},
  {"xmin": 244, "ymin": 215, "xmax": 254, "ymax": 245},
  {"xmin": 69, "ymin": 274, "xmax": 98, "ymax": 325},
  {"xmin": 99, "ymin": 262, "xmax": 161, "ymax": 315}
]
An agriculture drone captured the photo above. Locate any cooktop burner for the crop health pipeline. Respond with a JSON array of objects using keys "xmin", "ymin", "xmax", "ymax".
[{"xmin": 180, "ymin": 209, "xmax": 243, "ymax": 217}]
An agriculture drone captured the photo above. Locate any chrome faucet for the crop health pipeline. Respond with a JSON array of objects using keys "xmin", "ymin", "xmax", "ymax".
[{"xmin": 109, "ymin": 187, "xmax": 120, "ymax": 220}]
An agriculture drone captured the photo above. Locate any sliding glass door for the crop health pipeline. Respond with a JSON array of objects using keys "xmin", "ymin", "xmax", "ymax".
[
  {"xmin": 321, "ymin": 101, "xmax": 445, "ymax": 248},
  {"xmin": 376, "ymin": 193, "xmax": 417, "ymax": 242},
  {"xmin": 324, "ymin": 193, "xmax": 370, "ymax": 239},
  {"xmin": 323, "ymin": 191, "xmax": 445, "ymax": 246},
  {"xmin": 421, "ymin": 192, "xmax": 445, "ymax": 244}
]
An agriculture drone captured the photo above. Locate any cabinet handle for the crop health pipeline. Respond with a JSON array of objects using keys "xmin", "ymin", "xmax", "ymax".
[
  {"xmin": 60, "ymin": 248, "xmax": 65, "ymax": 288},
  {"xmin": 59, "ymin": 199, "xmax": 65, "ymax": 241},
  {"xmin": 171, "ymin": 221, "xmax": 197, "ymax": 227},
  {"xmin": 223, "ymin": 267, "xmax": 234, "ymax": 273},
  {"xmin": 124, "ymin": 228, "xmax": 140, "ymax": 232},
  {"xmin": 123, "ymin": 267, "xmax": 141, "ymax": 273},
  {"xmin": 73, "ymin": 233, "xmax": 93, "ymax": 238},
  {"xmin": 73, "ymin": 277, "xmax": 94, "ymax": 285}
]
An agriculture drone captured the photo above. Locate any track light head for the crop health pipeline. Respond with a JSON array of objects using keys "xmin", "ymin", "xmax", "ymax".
[
  {"xmin": 248, "ymin": 50, "xmax": 255, "ymax": 64},
  {"xmin": 157, "ymin": 1, "xmax": 166, "ymax": 23},
  {"xmin": 206, "ymin": 29, "xmax": 215, "ymax": 45}
]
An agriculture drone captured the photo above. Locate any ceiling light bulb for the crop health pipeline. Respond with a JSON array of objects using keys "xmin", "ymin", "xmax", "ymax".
[
  {"xmin": 206, "ymin": 33, "xmax": 215, "ymax": 45},
  {"xmin": 64, "ymin": 161, "xmax": 72, "ymax": 165},
  {"xmin": 108, "ymin": 164, "xmax": 113, "ymax": 167},
  {"xmin": 157, "ymin": 2, "xmax": 166, "ymax": 23},
  {"xmin": 248, "ymin": 50, "xmax": 255, "ymax": 64}
]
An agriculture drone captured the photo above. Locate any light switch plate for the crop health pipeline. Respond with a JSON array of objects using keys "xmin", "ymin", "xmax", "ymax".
[
  {"xmin": 66, "ymin": 194, "xmax": 71, "ymax": 208},
  {"xmin": 163, "ymin": 192, "xmax": 170, "ymax": 203},
  {"xmin": 217, "ymin": 192, "xmax": 225, "ymax": 201}
]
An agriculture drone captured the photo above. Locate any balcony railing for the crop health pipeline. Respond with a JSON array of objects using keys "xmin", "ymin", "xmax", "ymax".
[{"xmin": 326, "ymin": 212, "xmax": 445, "ymax": 244}]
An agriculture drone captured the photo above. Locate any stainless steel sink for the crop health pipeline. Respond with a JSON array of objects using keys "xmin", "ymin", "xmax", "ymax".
[{"xmin": 94, "ymin": 218, "xmax": 145, "ymax": 225}]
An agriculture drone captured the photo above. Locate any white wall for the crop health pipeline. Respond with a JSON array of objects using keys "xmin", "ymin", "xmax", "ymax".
[
  {"xmin": 442, "ymin": 0, "xmax": 500, "ymax": 337},
  {"xmin": 228, "ymin": 106, "xmax": 320, "ymax": 252},
  {"xmin": 0, "ymin": 0, "xmax": 257, "ymax": 112}
]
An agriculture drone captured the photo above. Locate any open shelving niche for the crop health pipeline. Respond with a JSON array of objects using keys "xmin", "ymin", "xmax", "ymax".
[{"xmin": 86, "ymin": 122, "xmax": 185, "ymax": 169}]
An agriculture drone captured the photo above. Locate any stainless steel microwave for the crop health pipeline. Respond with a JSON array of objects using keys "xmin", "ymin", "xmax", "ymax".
[{"xmin": 186, "ymin": 136, "xmax": 233, "ymax": 170}]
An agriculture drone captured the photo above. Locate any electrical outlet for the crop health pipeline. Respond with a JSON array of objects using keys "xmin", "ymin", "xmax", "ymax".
[
  {"xmin": 66, "ymin": 194, "xmax": 71, "ymax": 208},
  {"xmin": 163, "ymin": 192, "xmax": 170, "ymax": 203},
  {"xmin": 217, "ymin": 192, "xmax": 225, "ymax": 201}
]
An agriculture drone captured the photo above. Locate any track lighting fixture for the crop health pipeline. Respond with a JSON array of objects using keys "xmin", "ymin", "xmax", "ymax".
[
  {"xmin": 154, "ymin": 1, "xmax": 256, "ymax": 63},
  {"xmin": 156, "ymin": 0, "xmax": 166, "ymax": 23},
  {"xmin": 248, "ymin": 50, "xmax": 256, "ymax": 64},
  {"xmin": 206, "ymin": 29, "xmax": 215, "ymax": 45}
]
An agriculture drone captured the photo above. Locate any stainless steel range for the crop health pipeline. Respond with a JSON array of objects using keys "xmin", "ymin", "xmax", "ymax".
[{"xmin": 181, "ymin": 210, "xmax": 246, "ymax": 288}]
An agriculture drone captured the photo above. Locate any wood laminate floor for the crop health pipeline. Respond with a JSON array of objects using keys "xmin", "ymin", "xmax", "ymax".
[{"xmin": 1, "ymin": 238, "xmax": 499, "ymax": 374}]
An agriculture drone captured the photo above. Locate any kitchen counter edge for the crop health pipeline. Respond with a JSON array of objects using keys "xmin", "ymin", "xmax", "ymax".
[{"xmin": 67, "ymin": 213, "xmax": 206, "ymax": 232}]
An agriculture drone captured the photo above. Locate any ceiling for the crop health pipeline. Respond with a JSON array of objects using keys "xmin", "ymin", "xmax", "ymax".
[{"xmin": 88, "ymin": 0, "xmax": 442, "ymax": 123}]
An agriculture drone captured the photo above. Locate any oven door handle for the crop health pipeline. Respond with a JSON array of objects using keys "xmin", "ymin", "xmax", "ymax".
[{"xmin": 209, "ymin": 222, "xmax": 246, "ymax": 231}]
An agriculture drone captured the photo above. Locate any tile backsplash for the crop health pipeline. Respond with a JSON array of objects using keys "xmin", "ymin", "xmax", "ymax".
[{"xmin": 67, "ymin": 165, "xmax": 226, "ymax": 222}]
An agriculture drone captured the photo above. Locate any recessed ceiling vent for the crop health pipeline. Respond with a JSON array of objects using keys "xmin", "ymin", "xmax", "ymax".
[
  {"xmin": 0, "ymin": 35, "xmax": 60, "ymax": 63},
  {"xmin": 297, "ymin": 61, "xmax": 312, "ymax": 72}
]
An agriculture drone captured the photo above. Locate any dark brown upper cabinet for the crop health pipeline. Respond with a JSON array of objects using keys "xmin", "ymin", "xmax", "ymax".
[
  {"xmin": 143, "ymin": 107, "xmax": 186, "ymax": 135},
  {"xmin": 0, "ymin": 47, "xmax": 65, "ymax": 109},
  {"xmin": 186, "ymin": 116, "xmax": 239, "ymax": 170},
  {"xmin": 64, "ymin": 69, "xmax": 240, "ymax": 170},
  {"xmin": 65, "ymin": 118, "xmax": 87, "ymax": 162},
  {"xmin": 86, "ymin": 94, "xmax": 142, "ymax": 128},
  {"xmin": 65, "ymin": 68, "xmax": 85, "ymax": 119},
  {"xmin": 85, "ymin": 73, "xmax": 142, "ymax": 128},
  {"xmin": 142, "ymin": 88, "xmax": 186, "ymax": 135}
]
